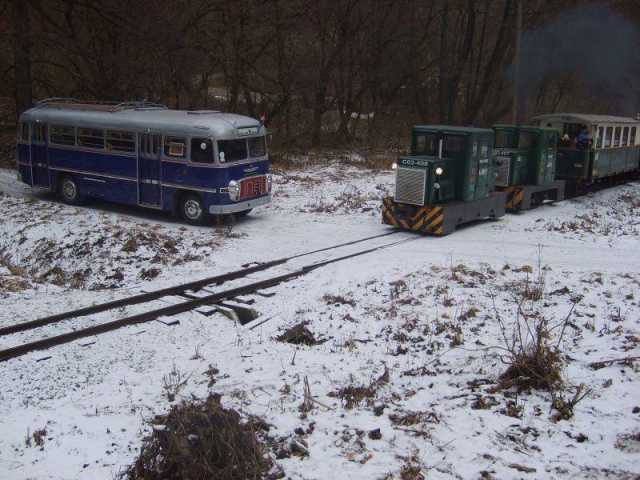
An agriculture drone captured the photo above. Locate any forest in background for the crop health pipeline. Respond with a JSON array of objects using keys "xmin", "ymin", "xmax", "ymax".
[{"xmin": 1, "ymin": 0, "xmax": 639, "ymax": 150}]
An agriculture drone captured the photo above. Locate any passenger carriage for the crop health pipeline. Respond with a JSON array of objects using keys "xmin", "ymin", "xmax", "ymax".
[
  {"xmin": 531, "ymin": 113, "xmax": 640, "ymax": 196},
  {"xmin": 15, "ymin": 98, "xmax": 272, "ymax": 224}
]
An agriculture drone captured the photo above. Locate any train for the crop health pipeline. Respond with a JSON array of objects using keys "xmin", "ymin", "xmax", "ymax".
[
  {"xmin": 383, "ymin": 114, "xmax": 640, "ymax": 235},
  {"xmin": 15, "ymin": 98, "xmax": 272, "ymax": 225}
]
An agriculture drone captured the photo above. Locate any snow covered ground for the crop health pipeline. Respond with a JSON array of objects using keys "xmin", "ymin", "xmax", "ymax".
[{"xmin": 0, "ymin": 165, "xmax": 639, "ymax": 479}]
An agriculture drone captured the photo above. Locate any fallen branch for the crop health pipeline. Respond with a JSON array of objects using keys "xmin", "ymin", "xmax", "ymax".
[{"xmin": 589, "ymin": 356, "xmax": 640, "ymax": 370}]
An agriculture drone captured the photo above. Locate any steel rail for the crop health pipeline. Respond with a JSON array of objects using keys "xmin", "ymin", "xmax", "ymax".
[
  {"xmin": 0, "ymin": 230, "xmax": 399, "ymax": 337},
  {"xmin": 0, "ymin": 235, "xmax": 413, "ymax": 363}
]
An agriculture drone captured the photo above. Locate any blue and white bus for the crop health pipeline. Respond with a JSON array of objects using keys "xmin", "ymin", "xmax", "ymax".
[{"xmin": 15, "ymin": 98, "xmax": 272, "ymax": 224}]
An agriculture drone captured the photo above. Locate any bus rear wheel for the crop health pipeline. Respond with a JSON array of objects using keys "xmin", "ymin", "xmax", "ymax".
[
  {"xmin": 59, "ymin": 175, "xmax": 83, "ymax": 205},
  {"xmin": 180, "ymin": 193, "xmax": 207, "ymax": 225}
]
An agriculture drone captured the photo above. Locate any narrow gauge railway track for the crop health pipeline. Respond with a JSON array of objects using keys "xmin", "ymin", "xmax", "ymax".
[{"xmin": 0, "ymin": 231, "xmax": 414, "ymax": 363}]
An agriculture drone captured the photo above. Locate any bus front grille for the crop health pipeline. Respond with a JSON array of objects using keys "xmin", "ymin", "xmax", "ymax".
[
  {"xmin": 394, "ymin": 167, "xmax": 426, "ymax": 205},
  {"xmin": 239, "ymin": 176, "xmax": 267, "ymax": 200}
]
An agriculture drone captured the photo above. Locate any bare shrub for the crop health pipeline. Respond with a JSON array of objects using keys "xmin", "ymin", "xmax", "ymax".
[
  {"xmin": 122, "ymin": 394, "xmax": 272, "ymax": 480},
  {"xmin": 494, "ymin": 294, "xmax": 575, "ymax": 392}
]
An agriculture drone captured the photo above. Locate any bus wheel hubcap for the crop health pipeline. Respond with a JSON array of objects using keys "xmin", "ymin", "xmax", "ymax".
[
  {"xmin": 184, "ymin": 200, "xmax": 201, "ymax": 219},
  {"xmin": 63, "ymin": 181, "xmax": 76, "ymax": 199}
]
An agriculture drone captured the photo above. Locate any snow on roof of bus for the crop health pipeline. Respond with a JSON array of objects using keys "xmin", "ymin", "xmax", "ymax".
[
  {"xmin": 20, "ymin": 101, "xmax": 263, "ymax": 138},
  {"xmin": 531, "ymin": 113, "xmax": 640, "ymax": 125}
]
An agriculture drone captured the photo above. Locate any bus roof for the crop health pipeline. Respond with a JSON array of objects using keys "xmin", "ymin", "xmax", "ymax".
[
  {"xmin": 20, "ymin": 100, "xmax": 264, "ymax": 138},
  {"xmin": 413, "ymin": 125, "xmax": 493, "ymax": 134},
  {"xmin": 531, "ymin": 113, "xmax": 640, "ymax": 127}
]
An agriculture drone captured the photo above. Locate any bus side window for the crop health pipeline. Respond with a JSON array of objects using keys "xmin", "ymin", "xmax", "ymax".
[
  {"xmin": 106, "ymin": 130, "xmax": 135, "ymax": 153},
  {"xmin": 50, "ymin": 125, "xmax": 76, "ymax": 146},
  {"xmin": 164, "ymin": 137, "xmax": 186, "ymax": 158},
  {"xmin": 19, "ymin": 123, "xmax": 29, "ymax": 142},
  {"xmin": 77, "ymin": 128, "xmax": 105, "ymax": 149},
  {"xmin": 152, "ymin": 135, "xmax": 160, "ymax": 155},
  {"xmin": 190, "ymin": 138, "xmax": 213, "ymax": 164}
]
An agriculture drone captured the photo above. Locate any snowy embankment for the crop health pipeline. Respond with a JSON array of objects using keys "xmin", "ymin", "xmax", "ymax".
[{"xmin": 0, "ymin": 165, "xmax": 638, "ymax": 480}]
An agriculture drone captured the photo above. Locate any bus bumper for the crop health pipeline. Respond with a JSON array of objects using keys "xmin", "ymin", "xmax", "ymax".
[{"xmin": 209, "ymin": 194, "xmax": 271, "ymax": 214}]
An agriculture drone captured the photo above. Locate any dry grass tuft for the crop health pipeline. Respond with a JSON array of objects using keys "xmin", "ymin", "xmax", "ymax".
[
  {"xmin": 122, "ymin": 394, "xmax": 272, "ymax": 480},
  {"xmin": 276, "ymin": 322, "xmax": 323, "ymax": 346}
]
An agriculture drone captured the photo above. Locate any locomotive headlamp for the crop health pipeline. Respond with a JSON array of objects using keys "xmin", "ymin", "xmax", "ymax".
[
  {"xmin": 435, "ymin": 167, "xmax": 444, "ymax": 176},
  {"xmin": 391, "ymin": 162, "xmax": 398, "ymax": 170},
  {"xmin": 228, "ymin": 180, "xmax": 240, "ymax": 201}
]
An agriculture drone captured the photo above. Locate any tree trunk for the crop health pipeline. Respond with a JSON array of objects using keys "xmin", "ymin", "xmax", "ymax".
[{"xmin": 12, "ymin": 0, "xmax": 33, "ymax": 119}]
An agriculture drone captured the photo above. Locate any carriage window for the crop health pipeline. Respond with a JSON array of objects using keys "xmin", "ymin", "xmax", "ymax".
[
  {"xmin": 443, "ymin": 135, "xmax": 466, "ymax": 155},
  {"xmin": 164, "ymin": 136, "xmax": 186, "ymax": 158},
  {"xmin": 413, "ymin": 133, "xmax": 437, "ymax": 155},
  {"xmin": 613, "ymin": 127, "xmax": 621, "ymax": 147},
  {"xmin": 77, "ymin": 128, "xmax": 105, "ymax": 149},
  {"xmin": 152, "ymin": 135, "xmax": 160, "ymax": 155},
  {"xmin": 218, "ymin": 139, "xmax": 247, "ymax": 162},
  {"xmin": 106, "ymin": 130, "xmax": 135, "ymax": 153},
  {"xmin": 604, "ymin": 127, "xmax": 612, "ymax": 148},
  {"xmin": 596, "ymin": 126, "xmax": 604, "ymax": 149},
  {"xmin": 622, "ymin": 127, "xmax": 629, "ymax": 146},
  {"xmin": 21, "ymin": 123, "xmax": 29, "ymax": 142},
  {"xmin": 50, "ymin": 125, "xmax": 75, "ymax": 146},
  {"xmin": 190, "ymin": 138, "xmax": 213, "ymax": 164},
  {"xmin": 518, "ymin": 132, "xmax": 534, "ymax": 149},
  {"xmin": 631, "ymin": 127, "xmax": 637, "ymax": 146},
  {"xmin": 249, "ymin": 136, "xmax": 266, "ymax": 157}
]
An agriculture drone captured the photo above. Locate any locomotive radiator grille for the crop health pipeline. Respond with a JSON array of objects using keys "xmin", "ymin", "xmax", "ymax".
[{"xmin": 394, "ymin": 167, "xmax": 426, "ymax": 206}]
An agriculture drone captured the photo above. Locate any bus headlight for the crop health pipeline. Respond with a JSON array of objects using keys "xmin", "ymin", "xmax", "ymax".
[
  {"xmin": 435, "ymin": 167, "xmax": 444, "ymax": 176},
  {"xmin": 266, "ymin": 174, "xmax": 273, "ymax": 192},
  {"xmin": 391, "ymin": 162, "xmax": 398, "ymax": 170},
  {"xmin": 228, "ymin": 180, "xmax": 240, "ymax": 201}
]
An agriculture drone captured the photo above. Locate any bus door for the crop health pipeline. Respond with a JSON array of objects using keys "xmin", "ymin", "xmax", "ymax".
[
  {"xmin": 138, "ymin": 133, "xmax": 162, "ymax": 206},
  {"xmin": 31, "ymin": 123, "xmax": 50, "ymax": 188}
]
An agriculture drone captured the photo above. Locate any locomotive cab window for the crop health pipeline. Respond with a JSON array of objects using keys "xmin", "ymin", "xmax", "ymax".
[
  {"xmin": 518, "ymin": 131, "xmax": 534, "ymax": 149},
  {"xmin": 218, "ymin": 139, "xmax": 247, "ymax": 162},
  {"xmin": 413, "ymin": 133, "xmax": 437, "ymax": 155},
  {"xmin": 494, "ymin": 130, "xmax": 516, "ymax": 148},
  {"xmin": 164, "ymin": 137, "xmax": 186, "ymax": 158},
  {"xmin": 191, "ymin": 138, "xmax": 214, "ymax": 164},
  {"xmin": 443, "ymin": 135, "xmax": 466, "ymax": 156}
]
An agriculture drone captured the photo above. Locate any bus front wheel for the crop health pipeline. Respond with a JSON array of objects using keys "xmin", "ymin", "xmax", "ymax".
[
  {"xmin": 59, "ymin": 175, "xmax": 83, "ymax": 205},
  {"xmin": 180, "ymin": 193, "xmax": 207, "ymax": 225}
]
